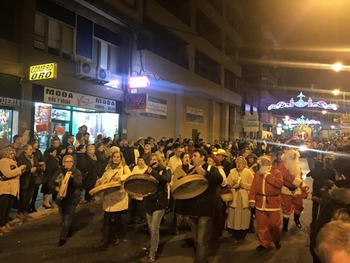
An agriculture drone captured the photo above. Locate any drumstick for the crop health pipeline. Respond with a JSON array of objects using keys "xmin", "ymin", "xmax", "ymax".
[{"xmin": 108, "ymin": 171, "xmax": 119, "ymax": 183}]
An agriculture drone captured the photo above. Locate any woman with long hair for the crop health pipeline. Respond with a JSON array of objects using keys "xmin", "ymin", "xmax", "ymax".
[
  {"xmin": 0, "ymin": 145, "xmax": 26, "ymax": 233},
  {"xmin": 142, "ymin": 154, "xmax": 171, "ymax": 262},
  {"xmin": 94, "ymin": 151, "xmax": 132, "ymax": 249}
]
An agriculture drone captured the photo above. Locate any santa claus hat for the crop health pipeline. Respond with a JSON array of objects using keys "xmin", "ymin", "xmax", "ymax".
[{"xmin": 259, "ymin": 155, "xmax": 272, "ymax": 163}]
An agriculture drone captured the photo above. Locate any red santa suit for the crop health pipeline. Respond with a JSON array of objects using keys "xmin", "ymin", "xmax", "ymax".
[
  {"xmin": 249, "ymin": 156, "xmax": 283, "ymax": 249},
  {"xmin": 278, "ymin": 148, "xmax": 308, "ymax": 231}
]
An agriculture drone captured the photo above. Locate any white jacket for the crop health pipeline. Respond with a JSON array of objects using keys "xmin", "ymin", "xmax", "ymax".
[{"xmin": 96, "ymin": 164, "xmax": 131, "ymax": 212}]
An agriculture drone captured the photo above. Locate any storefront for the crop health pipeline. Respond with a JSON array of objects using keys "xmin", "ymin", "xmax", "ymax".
[
  {"xmin": 0, "ymin": 73, "xmax": 22, "ymax": 142},
  {"xmin": 32, "ymin": 84, "xmax": 122, "ymax": 149}
]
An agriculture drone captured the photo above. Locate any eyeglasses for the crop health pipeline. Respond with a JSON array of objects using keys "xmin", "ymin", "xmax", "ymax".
[{"xmin": 64, "ymin": 160, "xmax": 74, "ymax": 163}]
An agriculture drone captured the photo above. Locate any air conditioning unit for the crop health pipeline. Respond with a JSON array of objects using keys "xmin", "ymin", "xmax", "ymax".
[
  {"xmin": 96, "ymin": 67, "xmax": 111, "ymax": 83},
  {"xmin": 77, "ymin": 61, "xmax": 96, "ymax": 80}
]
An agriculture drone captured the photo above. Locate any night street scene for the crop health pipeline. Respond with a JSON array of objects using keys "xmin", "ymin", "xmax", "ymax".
[{"xmin": 1, "ymin": 1, "xmax": 350, "ymax": 263}]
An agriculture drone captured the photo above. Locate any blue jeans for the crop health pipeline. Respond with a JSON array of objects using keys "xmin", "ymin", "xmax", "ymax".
[
  {"xmin": 59, "ymin": 204, "xmax": 77, "ymax": 240},
  {"xmin": 188, "ymin": 216, "xmax": 213, "ymax": 263},
  {"xmin": 146, "ymin": 209, "xmax": 165, "ymax": 258}
]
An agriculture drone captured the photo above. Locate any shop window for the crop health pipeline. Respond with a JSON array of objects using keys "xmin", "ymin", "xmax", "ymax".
[
  {"xmin": 34, "ymin": 102, "xmax": 119, "ymax": 150},
  {"xmin": 0, "ymin": 109, "xmax": 13, "ymax": 142}
]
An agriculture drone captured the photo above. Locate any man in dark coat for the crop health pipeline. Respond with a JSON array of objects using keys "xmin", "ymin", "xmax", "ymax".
[
  {"xmin": 310, "ymin": 156, "xmax": 350, "ymax": 263},
  {"xmin": 177, "ymin": 148, "xmax": 222, "ymax": 263}
]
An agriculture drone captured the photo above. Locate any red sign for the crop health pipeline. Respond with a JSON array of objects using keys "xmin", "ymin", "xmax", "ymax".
[
  {"xmin": 125, "ymin": 93, "xmax": 147, "ymax": 110},
  {"xmin": 128, "ymin": 76, "xmax": 150, "ymax": 88}
]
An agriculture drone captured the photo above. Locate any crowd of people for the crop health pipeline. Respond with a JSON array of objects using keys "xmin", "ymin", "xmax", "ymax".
[{"xmin": 1, "ymin": 128, "xmax": 350, "ymax": 263}]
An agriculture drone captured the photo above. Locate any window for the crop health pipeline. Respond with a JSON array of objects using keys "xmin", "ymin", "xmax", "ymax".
[
  {"xmin": 92, "ymin": 38, "xmax": 121, "ymax": 74},
  {"xmin": 34, "ymin": 13, "xmax": 74, "ymax": 60},
  {"xmin": 196, "ymin": 10, "xmax": 222, "ymax": 51},
  {"xmin": 155, "ymin": 0, "xmax": 191, "ymax": 26},
  {"xmin": 139, "ymin": 17, "xmax": 189, "ymax": 69},
  {"xmin": 225, "ymin": 36, "xmax": 239, "ymax": 62},
  {"xmin": 0, "ymin": 2, "xmax": 16, "ymax": 41},
  {"xmin": 224, "ymin": 69, "xmax": 237, "ymax": 92},
  {"xmin": 195, "ymin": 49, "xmax": 221, "ymax": 84},
  {"xmin": 207, "ymin": 0, "xmax": 223, "ymax": 15}
]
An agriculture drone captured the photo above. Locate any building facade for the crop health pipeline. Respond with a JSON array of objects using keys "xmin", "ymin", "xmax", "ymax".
[{"xmin": 1, "ymin": 0, "xmax": 276, "ymax": 144}]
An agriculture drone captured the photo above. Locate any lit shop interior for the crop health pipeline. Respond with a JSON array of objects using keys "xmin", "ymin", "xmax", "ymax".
[{"xmin": 34, "ymin": 102, "xmax": 119, "ymax": 150}]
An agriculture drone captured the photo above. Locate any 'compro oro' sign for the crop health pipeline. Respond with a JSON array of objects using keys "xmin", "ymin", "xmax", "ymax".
[{"xmin": 29, "ymin": 63, "xmax": 57, "ymax": 80}]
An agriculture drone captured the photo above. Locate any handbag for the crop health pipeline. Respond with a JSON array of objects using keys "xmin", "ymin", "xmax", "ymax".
[{"xmin": 34, "ymin": 172, "xmax": 47, "ymax": 186}]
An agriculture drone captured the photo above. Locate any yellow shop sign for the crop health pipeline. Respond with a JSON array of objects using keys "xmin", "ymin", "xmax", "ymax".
[{"xmin": 29, "ymin": 63, "xmax": 57, "ymax": 80}]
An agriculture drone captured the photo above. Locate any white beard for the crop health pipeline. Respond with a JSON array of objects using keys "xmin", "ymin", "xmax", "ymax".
[{"xmin": 260, "ymin": 165, "xmax": 272, "ymax": 175}]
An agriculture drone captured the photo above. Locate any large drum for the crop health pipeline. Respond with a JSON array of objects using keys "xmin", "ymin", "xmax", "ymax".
[
  {"xmin": 220, "ymin": 186, "xmax": 233, "ymax": 202},
  {"xmin": 89, "ymin": 181, "xmax": 121, "ymax": 196},
  {"xmin": 171, "ymin": 174, "xmax": 208, "ymax": 200},
  {"xmin": 124, "ymin": 174, "xmax": 158, "ymax": 198}
]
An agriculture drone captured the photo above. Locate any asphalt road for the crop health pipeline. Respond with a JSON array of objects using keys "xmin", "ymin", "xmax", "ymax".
[{"xmin": 0, "ymin": 159, "xmax": 314, "ymax": 263}]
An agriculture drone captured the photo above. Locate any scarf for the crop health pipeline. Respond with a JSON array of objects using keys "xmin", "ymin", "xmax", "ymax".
[
  {"xmin": 87, "ymin": 151, "xmax": 97, "ymax": 161},
  {"xmin": 57, "ymin": 171, "xmax": 72, "ymax": 199}
]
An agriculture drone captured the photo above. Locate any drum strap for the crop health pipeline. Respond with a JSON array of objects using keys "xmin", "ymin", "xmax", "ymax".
[
  {"xmin": 108, "ymin": 171, "xmax": 120, "ymax": 183},
  {"xmin": 186, "ymin": 165, "xmax": 211, "ymax": 176}
]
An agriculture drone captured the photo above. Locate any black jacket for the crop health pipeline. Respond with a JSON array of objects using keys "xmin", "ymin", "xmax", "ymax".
[
  {"xmin": 310, "ymin": 180, "xmax": 350, "ymax": 263},
  {"xmin": 177, "ymin": 163, "xmax": 223, "ymax": 217},
  {"xmin": 143, "ymin": 165, "xmax": 171, "ymax": 213},
  {"xmin": 17, "ymin": 152, "xmax": 43, "ymax": 190},
  {"xmin": 51, "ymin": 167, "xmax": 82, "ymax": 206}
]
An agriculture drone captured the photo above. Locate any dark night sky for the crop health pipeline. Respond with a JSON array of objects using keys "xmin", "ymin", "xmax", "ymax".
[
  {"xmin": 244, "ymin": 0, "xmax": 350, "ymax": 93},
  {"xmin": 241, "ymin": 0, "xmax": 350, "ymax": 122}
]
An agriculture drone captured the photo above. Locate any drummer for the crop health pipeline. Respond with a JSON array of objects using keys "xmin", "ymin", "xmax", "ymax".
[
  {"xmin": 93, "ymin": 151, "xmax": 132, "ymax": 250},
  {"xmin": 177, "ymin": 148, "xmax": 223, "ymax": 263},
  {"xmin": 142, "ymin": 154, "xmax": 171, "ymax": 262},
  {"xmin": 128, "ymin": 157, "xmax": 148, "ymax": 224},
  {"xmin": 172, "ymin": 152, "xmax": 193, "ymax": 235}
]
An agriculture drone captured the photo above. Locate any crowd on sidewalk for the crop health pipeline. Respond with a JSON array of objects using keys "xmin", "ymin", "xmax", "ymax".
[{"xmin": 1, "ymin": 128, "xmax": 350, "ymax": 263}]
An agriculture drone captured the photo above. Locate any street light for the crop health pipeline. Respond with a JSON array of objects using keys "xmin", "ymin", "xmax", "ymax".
[
  {"xmin": 332, "ymin": 62, "xmax": 343, "ymax": 72},
  {"xmin": 332, "ymin": 89, "xmax": 346, "ymax": 115}
]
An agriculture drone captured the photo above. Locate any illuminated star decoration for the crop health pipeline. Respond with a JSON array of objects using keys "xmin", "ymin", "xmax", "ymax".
[
  {"xmin": 267, "ymin": 92, "xmax": 338, "ymax": 111},
  {"xmin": 283, "ymin": 115, "xmax": 321, "ymax": 127}
]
